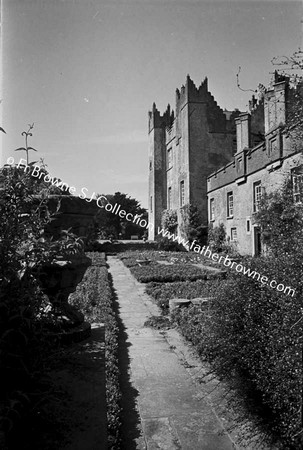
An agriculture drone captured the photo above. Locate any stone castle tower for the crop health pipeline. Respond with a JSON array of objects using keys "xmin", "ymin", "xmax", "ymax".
[{"xmin": 148, "ymin": 75, "xmax": 241, "ymax": 240}]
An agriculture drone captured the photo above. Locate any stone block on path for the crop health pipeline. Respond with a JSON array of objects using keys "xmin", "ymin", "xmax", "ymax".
[{"xmin": 169, "ymin": 298, "xmax": 192, "ymax": 311}]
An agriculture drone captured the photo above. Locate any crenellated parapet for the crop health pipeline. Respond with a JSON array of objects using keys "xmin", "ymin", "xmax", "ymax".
[
  {"xmin": 175, "ymin": 75, "xmax": 213, "ymax": 110},
  {"xmin": 207, "ymin": 121, "xmax": 291, "ymax": 194},
  {"xmin": 148, "ymin": 103, "xmax": 175, "ymax": 133},
  {"xmin": 175, "ymin": 76, "xmax": 208, "ymax": 110},
  {"xmin": 175, "ymin": 75, "xmax": 242, "ymax": 133}
]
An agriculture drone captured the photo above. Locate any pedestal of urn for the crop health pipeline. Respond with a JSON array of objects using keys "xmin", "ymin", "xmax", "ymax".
[{"xmin": 39, "ymin": 255, "xmax": 91, "ymax": 329}]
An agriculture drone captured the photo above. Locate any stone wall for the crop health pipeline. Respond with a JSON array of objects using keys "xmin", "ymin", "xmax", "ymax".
[
  {"xmin": 208, "ymin": 152, "xmax": 303, "ymax": 255},
  {"xmin": 207, "ymin": 75, "xmax": 303, "ymax": 255},
  {"xmin": 148, "ymin": 75, "xmax": 240, "ymax": 239}
]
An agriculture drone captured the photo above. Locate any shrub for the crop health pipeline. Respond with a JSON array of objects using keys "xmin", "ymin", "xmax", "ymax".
[
  {"xmin": 87, "ymin": 251, "xmax": 107, "ymax": 267},
  {"xmin": 69, "ymin": 252, "xmax": 121, "ymax": 448},
  {"xmin": 161, "ymin": 209, "xmax": 178, "ymax": 233},
  {"xmin": 172, "ymin": 305, "xmax": 213, "ymax": 357},
  {"xmin": 256, "ymin": 177, "xmax": 303, "ymax": 256},
  {"xmin": 155, "ymin": 237, "xmax": 185, "ymax": 252},
  {"xmin": 180, "ymin": 203, "xmax": 208, "ymax": 246},
  {"xmin": 127, "ymin": 262, "xmax": 222, "ymax": 283},
  {"xmin": 0, "ymin": 165, "xmax": 62, "ymax": 441},
  {"xmin": 171, "ymin": 256, "xmax": 303, "ymax": 448},
  {"xmin": 207, "ymin": 223, "xmax": 226, "ymax": 252}
]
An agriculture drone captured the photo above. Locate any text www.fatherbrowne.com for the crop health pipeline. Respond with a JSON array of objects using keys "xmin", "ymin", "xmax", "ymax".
[
  {"xmin": 9, "ymin": 157, "xmax": 295, "ymax": 297},
  {"xmin": 157, "ymin": 227, "xmax": 296, "ymax": 297}
]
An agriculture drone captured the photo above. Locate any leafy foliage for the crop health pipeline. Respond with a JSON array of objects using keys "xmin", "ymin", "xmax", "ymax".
[
  {"xmin": 95, "ymin": 191, "xmax": 147, "ymax": 239},
  {"xmin": 119, "ymin": 249, "xmax": 222, "ymax": 266},
  {"xmin": 155, "ymin": 237, "xmax": 185, "ymax": 252},
  {"xmin": 255, "ymin": 177, "xmax": 303, "ymax": 256},
  {"xmin": 180, "ymin": 203, "xmax": 208, "ymax": 246},
  {"xmin": 172, "ymin": 178, "xmax": 303, "ymax": 448},
  {"xmin": 207, "ymin": 222, "xmax": 227, "ymax": 252},
  {"xmin": 122, "ymin": 259, "xmax": 222, "ymax": 283},
  {"xmin": 69, "ymin": 252, "xmax": 121, "ymax": 448},
  {"xmin": 161, "ymin": 209, "xmax": 178, "ymax": 233},
  {"xmin": 0, "ymin": 164, "xmax": 85, "ymax": 443}
]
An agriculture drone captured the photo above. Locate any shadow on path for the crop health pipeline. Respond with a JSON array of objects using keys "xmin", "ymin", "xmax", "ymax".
[{"xmin": 108, "ymin": 273, "xmax": 144, "ymax": 450}]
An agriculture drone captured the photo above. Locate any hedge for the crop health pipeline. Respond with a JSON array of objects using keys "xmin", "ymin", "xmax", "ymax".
[
  {"xmin": 69, "ymin": 252, "xmax": 121, "ymax": 449},
  {"xmin": 119, "ymin": 249, "xmax": 222, "ymax": 266},
  {"xmin": 172, "ymin": 256, "xmax": 303, "ymax": 449},
  {"xmin": 121, "ymin": 260, "xmax": 224, "ymax": 283}
]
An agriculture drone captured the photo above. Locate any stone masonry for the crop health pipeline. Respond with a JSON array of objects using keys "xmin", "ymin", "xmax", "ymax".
[
  {"xmin": 207, "ymin": 73, "xmax": 303, "ymax": 255},
  {"xmin": 148, "ymin": 76, "xmax": 241, "ymax": 240}
]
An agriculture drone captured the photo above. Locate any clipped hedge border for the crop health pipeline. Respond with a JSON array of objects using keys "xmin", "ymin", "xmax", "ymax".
[
  {"xmin": 171, "ymin": 271, "xmax": 303, "ymax": 449},
  {"xmin": 122, "ymin": 260, "xmax": 223, "ymax": 283},
  {"xmin": 69, "ymin": 252, "xmax": 121, "ymax": 449}
]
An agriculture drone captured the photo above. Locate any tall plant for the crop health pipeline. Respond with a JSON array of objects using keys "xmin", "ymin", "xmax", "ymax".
[{"xmin": 180, "ymin": 203, "xmax": 207, "ymax": 245}]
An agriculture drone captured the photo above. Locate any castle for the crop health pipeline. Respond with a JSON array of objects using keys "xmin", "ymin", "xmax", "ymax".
[
  {"xmin": 148, "ymin": 74, "xmax": 303, "ymax": 255},
  {"xmin": 148, "ymin": 76, "xmax": 241, "ymax": 240}
]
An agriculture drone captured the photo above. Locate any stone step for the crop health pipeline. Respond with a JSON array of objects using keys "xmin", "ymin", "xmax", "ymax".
[{"xmin": 169, "ymin": 297, "xmax": 215, "ymax": 311}]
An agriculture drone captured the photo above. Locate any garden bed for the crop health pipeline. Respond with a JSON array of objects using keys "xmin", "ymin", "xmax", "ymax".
[
  {"xmin": 130, "ymin": 262, "xmax": 215, "ymax": 283},
  {"xmin": 146, "ymin": 279, "xmax": 220, "ymax": 312},
  {"xmin": 121, "ymin": 254, "xmax": 224, "ymax": 283},
  {"xmin": 69, "ymin": 252, "xmax": 121, "ymax": 448},
  {"xmin": 119, "ymin": 249, "xmax": 223, "ymax": 267},
  {"xmin": 119, "ymin": 248, "xmax": 302, "ymax": 447},
  {"xmin": 171, "ymin": 270, "xmax": 303, "ymax": 449}
]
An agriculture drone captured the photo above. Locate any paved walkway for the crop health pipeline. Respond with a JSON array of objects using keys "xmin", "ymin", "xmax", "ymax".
[{"xmin": 108, "ymin": 256, "xmax": 240, "ymax": 450}]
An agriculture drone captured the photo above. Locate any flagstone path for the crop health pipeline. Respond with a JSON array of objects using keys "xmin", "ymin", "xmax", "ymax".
[{"xmin": 108, "ymin": 255, "xmax": 251, "ymax": 450}]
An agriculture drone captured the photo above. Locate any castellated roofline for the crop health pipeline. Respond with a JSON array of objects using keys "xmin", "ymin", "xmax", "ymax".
[
  {"xmin": 148, "ymin": 102, "xmax": 175, "ymax": 132},
  {"xmin": 175, "ymin": 75, "xmax": 209, "ymax": 110},
  {"xmin": 149, "ymin": 75, "xmax": 242, "ymax": 133}
]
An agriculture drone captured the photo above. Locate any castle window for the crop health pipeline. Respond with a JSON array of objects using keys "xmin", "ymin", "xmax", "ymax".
[
  {"xmin": 231, "ymin": 228, "xmax": 237, "ymax": 241},
  {"xmin": 150, "ymin": 196, "xmax": 153, "ymax": 212},
  {"xmin": 167, "ymin": 148, "xmax": 172, "ymax": 169},
  {"xmin": 253, "ymin": 181, "xmax": 262, "ymax": 212},
  {"xmin": 168, "ymin": 187, "xmax": 172, "ymax": 209},
  {"xmin": 149, "ymin": 160, "xmax": 152, "ymax": 170},
  {"xmin": 246, "ymin": 218, "xmax": 251, "ymax": 234},
  {"xmin": 180, "ymin": 180, "xmax": 185, "ymax": 207},
  {"xmin": 227, "ymin": 192, "xmax": 233, "ymax": 218},
  {"xmin": 210, "ymin": 198, "xmax": 215, "ymax": 221},
  {"xmin": 292, "ymin": 171, "xmax": 303, "ymax": 203}
]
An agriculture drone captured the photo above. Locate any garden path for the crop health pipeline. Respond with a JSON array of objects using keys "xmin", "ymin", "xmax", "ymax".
[{"xmin": 108, "ymin": 255, "xmax": 241, "ymax": 450}]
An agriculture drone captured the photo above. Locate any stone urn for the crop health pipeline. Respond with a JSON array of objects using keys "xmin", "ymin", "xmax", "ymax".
[{"xmin": 38, "ymin": 254, "xmax": 91, "ymax": 329}]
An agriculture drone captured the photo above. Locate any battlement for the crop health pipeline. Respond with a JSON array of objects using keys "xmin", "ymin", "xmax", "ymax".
[
  {"xmin": 175, "ymin": 75, "xmax": 242, "ymax": 134},
  {"xmin": 262, "ymin": 72, "xmax": 301, "ymax": 135},
  {"xmin": 148, "ymin": 103, "xmax": 175, "ymax": 133},
  {"xmin": 207, "ymin": 124, "xmax": 293, "ymax": 193},
  {"xmin": 175, "ymin": 75, "xmax": 213, "ymax": 112}
]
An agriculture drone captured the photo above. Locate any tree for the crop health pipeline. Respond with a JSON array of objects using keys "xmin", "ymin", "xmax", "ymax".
[
  {"xmin": 180, "ymin": 204, "xmax": 207, "ymax": 246},
  {"xmin": 95, "ymin": 192, "xmax": 147, "ymax": 239}
]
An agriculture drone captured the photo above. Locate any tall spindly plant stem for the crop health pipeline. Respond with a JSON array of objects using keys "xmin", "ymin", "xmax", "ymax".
[{"xmin": 15, "ymin": 123, "xmax": 37, "ymax": 165}]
